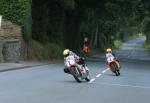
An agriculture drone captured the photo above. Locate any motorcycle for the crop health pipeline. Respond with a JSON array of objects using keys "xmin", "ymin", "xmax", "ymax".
[
  {"xmin": 65, "ymin": 59, "xmax": 90, "ymax": 83},
  {"xmin": 107, "ymin": 57, "xmax": 120, "ymax": 76}
]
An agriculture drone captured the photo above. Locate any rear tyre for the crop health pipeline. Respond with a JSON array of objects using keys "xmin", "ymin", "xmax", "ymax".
[
  {"xmin": 115, "ymin": 71, "xmax": 119, "ymax": 76},
  {"xmin": 111, "ymin": 63, "xmax": 120, "ymax": 76},
  {"xmin": 117, "ymin": 70, "xmax": 120, "ymax": 76},
  {"xmin": 115, "ymin": 71, "xmax": 120, "ymax": 76}
]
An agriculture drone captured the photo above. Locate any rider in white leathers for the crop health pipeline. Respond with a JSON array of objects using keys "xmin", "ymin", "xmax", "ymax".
[
  {"xmin": 63, "ymin": 49, "xmax": 88, "ymax": 74},
  {"xmin": 105, "ymin": 48, "xmax": 120, "ymax": 68}
]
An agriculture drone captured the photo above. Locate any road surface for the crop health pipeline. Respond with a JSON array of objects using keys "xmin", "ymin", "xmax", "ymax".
[{"xmin": 0, "ymin": 36, "xmax": 150, "ymax": 103}]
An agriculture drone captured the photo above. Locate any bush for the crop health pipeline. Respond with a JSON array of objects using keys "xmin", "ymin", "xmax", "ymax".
[
  {"xmin": 143, "ymin": 43, "xmax": 150, "ymax": 54},
  {"xmin": 114, "ymin": 40, "xmax": 122, "ymax": 48},
  {"xmin": 0, "ymin": 0, "xmax": 32, "ymax": 42},
  {"xmin": 142, "ymin": 17, "xmax": 150, "ymax": 34},
  {"xmin": 27, "ymin": 40, "xmax": 45, "ymax": 60},
  {"xmin": 27, "ymin": 40, "xmax": 63, "ymax": 60},
  {"xmin": 46, "ymin": 43, "xmax": 63, "ymax": 59}
]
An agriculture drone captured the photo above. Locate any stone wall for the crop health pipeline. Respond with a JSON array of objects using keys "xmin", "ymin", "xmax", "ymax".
[
  {"xmin": 0, "ymin": 43, "xmax": 3, "ymax": 62},
  {"xmin": 0, "ymin": 19, "xmax": 25, "ymax": 62},
  {"xmin": 0, "ymin": 19, "xmax": 21, "ymax": 39},
  {"xmin": 0, "ymin": 40, "xmax": 21, "ymax": 62}
]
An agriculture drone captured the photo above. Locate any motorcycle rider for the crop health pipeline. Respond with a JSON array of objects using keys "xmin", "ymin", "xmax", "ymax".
[
  {"xmin": 82, "ymin": 44, "xmax": 90, "ymax": 54},
  {"xmin": 63, "ymin": 49, "xmax": 88, "ymax": 74},
  {"xmin": 105, "ymin": 48, "xmax": 120, "ymax": 69}
]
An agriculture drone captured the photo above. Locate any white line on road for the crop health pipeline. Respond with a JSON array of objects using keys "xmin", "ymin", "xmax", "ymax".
[
  {"xmin": 89, "ymin": 68, "xmax": 109, "ymax": 83},
  {"xmin": 89, "ymin": 78, "xmax": 96, "ymax": 83},
  {"xmin": 102, "ymin": 68, "xmax": 109, "ymax": 73},
  {"xmin": 94, "ymin": 82, "xmax": 150, "ymax": 89},
  {"xmin": 96, "ymin": 74, "xmax": 102, "ymax": 77}
]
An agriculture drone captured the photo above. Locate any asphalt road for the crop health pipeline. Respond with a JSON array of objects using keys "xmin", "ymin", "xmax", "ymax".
[{"xmin": 0, "ymin": 36, "xmax": 150, "ymax": 103}]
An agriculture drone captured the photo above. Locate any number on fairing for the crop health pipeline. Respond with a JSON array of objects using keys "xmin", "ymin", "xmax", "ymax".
[{"xmin": 107, "ymin": 56, "xmax": 114, "ymax": 62}]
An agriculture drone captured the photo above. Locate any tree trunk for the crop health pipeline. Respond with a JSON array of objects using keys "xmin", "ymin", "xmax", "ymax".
[
  {"xmin": 94, "ymin": 24, "xmax": 98, "ymax": 47},
  {"xmin": 64, "ymin": 7, "xmax": 85, "ymax": 51}
]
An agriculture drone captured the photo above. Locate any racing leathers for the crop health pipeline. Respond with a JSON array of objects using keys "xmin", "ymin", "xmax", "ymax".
[{"xmin": 63, "ymin": 51, "xmax": 88, "ymax": 74}]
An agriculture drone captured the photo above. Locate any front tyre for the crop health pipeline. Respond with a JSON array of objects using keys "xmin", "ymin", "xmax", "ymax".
[
  {"xmin": 73, "ymin": 75, "xmax": 82, "ymax": 83},
  {"xmin": 73, "ymin": 67, "xmax": 82, "ymax": 83},
  {"xmin": 85, "ymin": 71, "xmax": 90, "ymax": 82},
  {"xmin": 85, "ymin": 77, "xmax": 90, "ymax": 82}
]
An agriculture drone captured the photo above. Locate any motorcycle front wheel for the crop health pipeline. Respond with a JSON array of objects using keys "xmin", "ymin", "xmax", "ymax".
[
  {"xmin": 85, "ymin": 77, "xmax": 90, "ymax": 82},
  {"xmin": 72, "ymin": 67, "xmax": 82, "ymax": 83},
  {"xmin": 85, "ymin": 71, "xmax": 90, "ymax": 82},
  {"xmin": 73, "ymin": 75, "xmax": 82, "ymax": 83}
]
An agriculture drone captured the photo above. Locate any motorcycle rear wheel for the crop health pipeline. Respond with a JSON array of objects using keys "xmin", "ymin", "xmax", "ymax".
[{"xmin": 111, "ymin": 63, "xmax": 120, "ymax": 76}]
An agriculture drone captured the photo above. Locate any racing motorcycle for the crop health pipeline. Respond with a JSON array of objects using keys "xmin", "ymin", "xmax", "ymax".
[
  {"xmin": 65, "ymin": 59, "xmax": 90, "ymax": 83},
  {"xmin": 107, "ymin": 57, "xmax": 120, "ymax": 76}
]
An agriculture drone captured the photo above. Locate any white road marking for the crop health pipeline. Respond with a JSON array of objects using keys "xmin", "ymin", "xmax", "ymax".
[
  {"xmin": 102, "ymin": 68, "xmax": 109, "ymax": 73},
  {"xmin": 89, "ymin": 78, "xmax": 95, "ymax": 83},
  {"xmin": 96, "ymin": 74, "xmax": 102, "ymax": 77},
  {"xmin": 89, "ymin": 68, "xmax": 109, "ymax": 83},
  {"xmin": 95, "ymin": 82, "xmax": 150, "ymax": 89}
]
